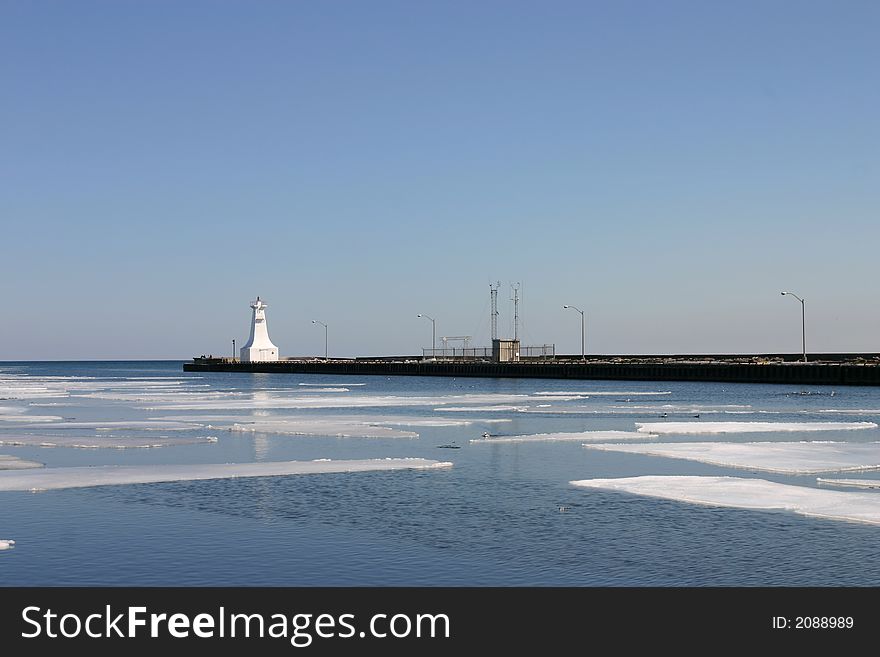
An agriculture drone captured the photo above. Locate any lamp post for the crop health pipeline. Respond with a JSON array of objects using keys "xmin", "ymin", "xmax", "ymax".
[
  {"xmin": 563, "ymin": 305, "xmax": 585, "ymax": 361},
  {"xmin": 311, "ymin": 320, "xmax": 328, "ymax": 360},
  {"xmin": 780, "ymin": 292, "xmax": 806, "ymax": 363},
  {"xmin": 417, "ymin": 314, "xmax": 436, "ymax": 356},
  {"xmin": 232, "ymin": 339, "xmax": 236, "ymax": 361}
]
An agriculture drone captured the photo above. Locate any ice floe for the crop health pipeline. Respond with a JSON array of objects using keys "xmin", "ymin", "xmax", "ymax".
[
  {"xmin": 582, "ymin": 441, "xmax": 880, "ymax": 474},
  {"xmin": 0, "ymin": 435, "xmax": 218, "ymax": 449},
  {"xmin": 299, "ymin": 382, "xmax": 366, "ymax": 386},
  {"xmin": 9, "ymin": 420, "xmax": 202, "ymax": 431},
  {"xmin": 816, "ymin": 478, "xmax": 880, "ymax": 489},
  {"xmin": 228, "ymin": 420, "xmax": 418, "ymax": 439},
  {"xmin": 614, "ymin": 404, "xmax": 752, "ymax": 412},
  {"xmin": 0, "ymin": 374, "xmax": 198, "ymax": 399},
  {"xmin": 138, "ymin": 392, "xmax": 589, "ymax": 412},
  {"xmin": 0, "ymin": 458, "xmax": 453, "ymax": 492},
  {"xmin": 158, "ymin": 413, "xmax": 511, "ymax": 431},
  {"xmin": 0, "ymin": 414, "xmax": 64, "ymax": 423},
  {"xmin": 295, "ymin": 388, "xmax": 350, "ymax": 393},
  {"xmin": 435, "ymin": 405, "xmax": 529, "ymax": 412},
  {"xmin": 635, "ymin": 421, "xmax": 877, "ymax": 435},
  {"xmin": 535, "ymin": 390, "xmax": 671, "ymax": 397},
  {"xmin": 818, "ymin": 409, "xmax": 880, "ymax": 415},
  {"xmin": 374, "ymin": 418, "xmax": 474, "ymax": 427},
  {"xmin": 570, "ymin": 475, "xmax": 880, "ymax": 526},
  {"xmin": 0, "ymin": 455, "xmax": 43, "ymax": 470},
  {"xmin": 470, "ymin": 430, "xmax": 654, "ymax": 444},
  {"xmin": 0, "ymin": 539, "xmax": 15, "ymax": 550}
]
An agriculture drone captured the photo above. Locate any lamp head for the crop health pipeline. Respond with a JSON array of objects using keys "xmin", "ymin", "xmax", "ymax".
[
  {"xmin": 780, "ymin": 292, "xmax": 786, "ymax": 296},
  {"xmin": 563, "ymin": 305, "xmax": 569, "ymax": 309},
  {"xmin": 417, "ymin": 314, "xmax": 422, "ymax": 318},
  {"xmin": 311, "ymin": 320, "xmax": 316, "ymax": 324}
]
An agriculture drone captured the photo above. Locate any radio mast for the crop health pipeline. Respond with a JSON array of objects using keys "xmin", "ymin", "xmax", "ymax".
[{"xmin": 489, "ymin": 281, "xmax": 501, "ymax": 340}]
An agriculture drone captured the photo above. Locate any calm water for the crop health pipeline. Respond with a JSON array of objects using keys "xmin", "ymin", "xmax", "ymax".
[{"xmin": 2, "ymin": 360, "xmax": 880, "ymax": 586}]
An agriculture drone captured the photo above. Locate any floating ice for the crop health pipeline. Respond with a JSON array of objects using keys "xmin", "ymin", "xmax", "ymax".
[
  {"xmin": 535, "ymin": 390, "xmax": 671, "ymax": 397},
  {"xmin": 140, "ymin": 392, "xmax": 586, "ymax": 412},
  {"xmin": 614, "ymin": 404, "xmax": 752, "ymax": 412},
  {"xmin": 13, "ymin": 420, "xmax": 202, "ymax": 431},
  {"xmin": 299, "ymin": 382, "xmax": 366, "ymax": 387},
  {"xmin": 470, "ymin": 430, "xmax": 654, "ymax": 444},
  {"xmin": 435, "ymin": 406, "xmax": 529, "ymax": 412},
  {"xmin": 583, "ymin": 441, "xmax": 880, "ymax": 474},
  {"xmin": 0, "ymin": 414, "xmax": 64, "ymax": 423},
  {"xmin": 0, "ymin": 458, "xmax": 453, "ymax": 492},
  {"xmin": 158, "ymin": 413, "xmax": 510, "ymax": 430},
  {"xmin": 0, "ymin": 373, "xmax": 199, "ymax": 400},
  {"xmin": 819, "ymin": 409, "xmax": 880, "ymax": 415},
  {"xmin": 0, "ymin": 435, "xmax": 218, "ymax": 449},
  {"xmin": 0, "ymin": 539, "xmax": 15, "ymax": 550},
  {"xmin": 518, "ymin": 403, "xmax": 759, "ymax": 416},
  {"xmin": 375, "ymin": 419, "xmax": 474, "ymax": 427},
  {"xmin": 570, "ymin": 475, "xmax": 880, "ymax": 526},
  {"xmin": 228, "ymin": 420, "xmax": 418, "ymax": 439},
  {"xmin": 0, "ymin": 455, "xmax": 43, "ymax": 470},
  {"xmin": 295, "ymin": 388, "xmax": 350, "ymax": 393},
  {"xmin": 816, "ymin": 478, "xmax": 880, "ymax": 489},
  {"xmin": 635, "ymin": 421, "xmax": 877, "ymax": 435}
]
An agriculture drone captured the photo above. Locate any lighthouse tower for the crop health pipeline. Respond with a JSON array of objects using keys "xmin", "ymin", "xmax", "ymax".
[{"xmin": 240, "ymin": 297, "xmax": 279, "ymax": 362}]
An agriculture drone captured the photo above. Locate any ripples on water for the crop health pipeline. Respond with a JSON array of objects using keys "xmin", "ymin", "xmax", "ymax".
[{"xmin": 2, "ymin": 361, "xmax": 880, "ymax": 585}]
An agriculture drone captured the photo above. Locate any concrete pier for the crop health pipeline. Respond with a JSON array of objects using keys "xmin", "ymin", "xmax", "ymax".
[{"xmin": 184, "ymin": 354, "xmax": 880, "ymax": 386}]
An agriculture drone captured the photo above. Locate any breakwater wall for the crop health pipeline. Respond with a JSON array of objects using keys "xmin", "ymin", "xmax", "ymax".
[{"xmin": 183, "ymin": 357, "xmax": 880, "ymax": 386}]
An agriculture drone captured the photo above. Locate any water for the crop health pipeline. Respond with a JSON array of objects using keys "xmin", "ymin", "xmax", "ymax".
[{"xmin": 2, "ymin": 360, "xmax": 880, "ymax": 585}]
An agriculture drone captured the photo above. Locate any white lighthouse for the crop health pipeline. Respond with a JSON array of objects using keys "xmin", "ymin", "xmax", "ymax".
[{"xmin": 240, "ymin": 297, "xmax": 279, "ymax": 362}]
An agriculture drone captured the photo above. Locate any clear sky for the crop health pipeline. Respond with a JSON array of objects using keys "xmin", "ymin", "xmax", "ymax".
[{"xmin": 2, "ymin": 1, "xmax": 878, "ymax": 359}]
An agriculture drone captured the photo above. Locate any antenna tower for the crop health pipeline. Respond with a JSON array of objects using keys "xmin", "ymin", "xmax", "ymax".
[
  {"xmin": 489, "ymin": 281, "xmax": 500, "ymax": 340},
  {"xmin": 511, "ymin": 283, "xmax": 520, "ymax": 341}
]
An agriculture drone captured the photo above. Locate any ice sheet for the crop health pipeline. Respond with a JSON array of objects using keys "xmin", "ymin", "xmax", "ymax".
[
  {"xmin": 0, "ymin": 458, "xmax": 453, "ymax": 492},
  {"xmin": 0, "ymin": 455, "xmax": 43, "ymax": 470},
  {"xmin": 583, "ymin": 441, "xmax": 880, "ymax": 474},
  {"xmin": 0, "ymin": 436, "xmax": 218, "ymax": 449},
  {"xmin": 299, "ymin": 382, "xmax": 366, "ymax": 386},
  {"xmin": 470, "ymin": 430, "xmax": 654, "ymax": 444},
  {"xmin": 816, "ymin": 478, "xmax": 880, "ymax": 489},
  {"xmin": 635, "ymin": 421, "xmax": 877, "ymax": 435},
  {"xmin": 570, "ymin": 475, "xmax": 880, "ymax": 526}
]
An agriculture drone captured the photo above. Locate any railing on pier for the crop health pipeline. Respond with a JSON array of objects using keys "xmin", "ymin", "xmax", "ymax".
[{"xmin": 421, "ymin": 344, "xmax": 556, "ymax": 360}]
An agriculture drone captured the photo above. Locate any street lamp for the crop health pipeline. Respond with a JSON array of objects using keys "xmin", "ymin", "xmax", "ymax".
[
  {"xmin": 417, "ymin": 314, "xmax": 436, "ymax": 356},
  {"xmin": 780, "ymin": 292, "xmax": 806, "ymax": 363},
  {"xmin": 311, "ymin": 320, "xmax": 328, "ymax": 360},
  {"xmin": 563, "ymin": 305, "xmax": 585, "ymax": 361}
]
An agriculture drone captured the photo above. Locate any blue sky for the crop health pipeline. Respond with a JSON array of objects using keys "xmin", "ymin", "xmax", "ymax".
[{"xmin": 1, "ymin": 1, "xmax": 877, "ymax": 359}]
